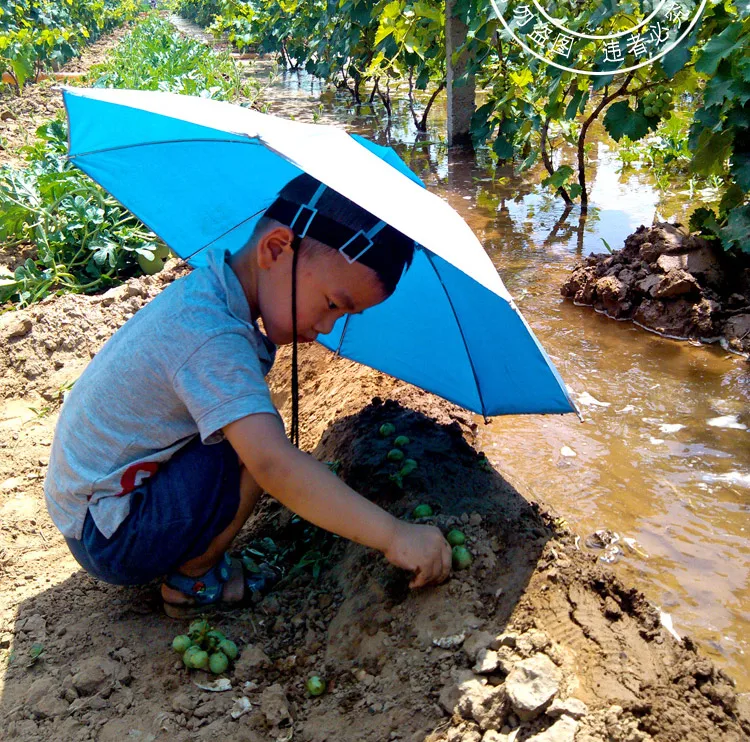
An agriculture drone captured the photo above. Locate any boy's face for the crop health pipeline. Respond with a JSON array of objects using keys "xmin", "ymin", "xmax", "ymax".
[{"xmin": 256, "ymin": 225, "xmax": 388, "ymax": 346}]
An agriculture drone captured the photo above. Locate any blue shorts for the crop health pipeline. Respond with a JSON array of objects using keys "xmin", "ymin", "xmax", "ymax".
[{"xmin": 65, "ymin": 436, "xmax": 242, "ymax": 585}]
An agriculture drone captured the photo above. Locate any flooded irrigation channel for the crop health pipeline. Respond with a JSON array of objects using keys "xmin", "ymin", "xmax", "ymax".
[{"xmin": 240, "ymin": 59, "xmax": 749, "ymax": 690}]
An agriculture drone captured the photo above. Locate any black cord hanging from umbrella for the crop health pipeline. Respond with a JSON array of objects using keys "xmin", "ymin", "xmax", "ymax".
[{"xmin": 290, "ymin": 234, "xmax": 302, "ymax": 448}]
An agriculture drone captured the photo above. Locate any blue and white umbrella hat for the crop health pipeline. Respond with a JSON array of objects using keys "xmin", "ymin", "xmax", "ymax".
[{"xmin": 63, "ymin": 86, "xmax": 575, "ymax": 417}]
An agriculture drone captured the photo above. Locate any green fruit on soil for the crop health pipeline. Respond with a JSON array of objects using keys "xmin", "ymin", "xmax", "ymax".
[
  {"xmin": 387, "ymin": 448, "xmax": 405, "ymax": 462},
  {"xmin": 451, "ymin": 545, "xmax": 473, "ymax": 571},
  {"xmin": 393, "ymin": 435, "xmax": 410, "ymax": 447},
  {"xmin": 218, "ymin": 639, "xmax": 238, "ymax": 661},
  {"xmin": 183, "ymin": 645, "xmax": 201, "ymax": 668},
  {"xmin": 172, "ymin": 634, "xmax": 193, "ymax": 654},
  {"xmin": 190, "ymin": 649, "xmax": 210, "ymax": 671},
  {"xmin": 306, "ymin": 675, "xmax": 326, "ymax": 696},
  {"xmin": 205, "ymin": 630, "xmax": 226, "ymax": 650},
  {"xmin": 189, "ymin": 618, "xmax": 210, "ymax": 637},
  {"xmin": 412, "ymin": 503, "xmax": 433, "ymax": 518},
  {"xmin": 136, "ymin": 251, "xmax": 165, "ymax": 275},
  {"xmin": 379, "ymin": 423, "xmax": 396, "ymax": 437},
  {"xmin": 446, "ymin": 529, "xmax": 466, "ymax": 547},
  {"xmin": 400, "ymin": 459, "xmax": 418, "ymax": 477},
  {"xmin": 209, "ymin": 651, "xmax": 229, "ymax": 675}
]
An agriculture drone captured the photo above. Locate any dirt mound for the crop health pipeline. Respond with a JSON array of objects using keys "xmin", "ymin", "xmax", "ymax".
[
  {"xmin": 0, "ymin": 260, "xmax": 189, "ymax": 403},
  {"xmin": 561, "ymin": 223, "xmax": 750, "ymax": 356},
  {"xmin": 1, "ymin": 267, "xmax": 749, "ymax": 741}
]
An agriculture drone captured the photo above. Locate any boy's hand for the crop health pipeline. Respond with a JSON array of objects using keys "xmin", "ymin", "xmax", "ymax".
[{"xmin": 383, "ymin": 520, "xmax": 452, "ymax": 589}]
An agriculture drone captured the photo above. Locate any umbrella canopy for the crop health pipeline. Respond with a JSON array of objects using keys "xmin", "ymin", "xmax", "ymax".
[{"xmin": 62, "ymin": 86, "xmax": 575, "ymax": 417}]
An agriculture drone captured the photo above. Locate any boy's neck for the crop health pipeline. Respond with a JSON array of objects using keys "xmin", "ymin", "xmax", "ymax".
[{"xmin": 228, "ymin": 249, "xmax": 260, "ymax": 323}]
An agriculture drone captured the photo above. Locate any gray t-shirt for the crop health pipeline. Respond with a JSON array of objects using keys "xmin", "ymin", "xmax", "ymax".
[{"xmin": 44, "ymin": 249, "xmax": 279, "ymax": 540}]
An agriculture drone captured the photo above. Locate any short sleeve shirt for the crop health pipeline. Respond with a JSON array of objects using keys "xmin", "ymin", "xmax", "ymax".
[{"xmin": 44, "ymin": 249, "xmax": 279, "ymax": 540}]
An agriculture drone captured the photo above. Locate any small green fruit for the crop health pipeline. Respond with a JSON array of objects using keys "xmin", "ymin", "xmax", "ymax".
[
  {"xmin": 183, "ymin": 645, "xmax": 201, "ymax": 668},
  {"xmin": 400, "ymin": 459, "xmax": 418, "ymax": 477},
  {"xmin": 136, "ymin": 250, "xmax": 166, "ymax": 275},
  {"xmin": 387, "ymin": 448, "xmax": 404, "ymax": 462},
  {"xmin": 172, "ymin": 635, "xmax": 193, "ymax": 654},
  {"xmin": 446, "ymin": 529, "xmax": 466, "ymax": 547},
  {"xmin": 209, "ymin": 651, "xmax": 229, "ymax": 675},
  {"xmin": 188, "ymin": 618, "xmax": 210, "ymax": 638},
  {"xmin": 218, "ymin": 639, "xmax": 238, "ymax": 661},
  {"xmin": 412, "ymin": 504, "xmax": 433, "ymax": 518},
  {"xmin": 190, "ymin": 649, "xmax": 210, "ymax": 671},
  {"xmin": 393, "ymin": 435, "xmax": 410, "ymax": 447},
  {"xmin": 379, "ymin": 423, "xmax": 396, "ymax": 437},
  {"xmin": 451, "ymin": 545, "xmax": 473, "ymax": 571},
  {"xmin": 644, "ymin": 106, "xmax": 654, "ymax": 117},
  {"xmin": 205, "ymin": 630, "xmax": 226, "ymax": 650},
  {"xmin": 306, "ymin": 675, "xmax": 327, "ymax": 696}
]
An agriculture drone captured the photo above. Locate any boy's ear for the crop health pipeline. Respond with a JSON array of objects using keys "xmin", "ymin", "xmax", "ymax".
[{"xmin": 257, "ymin": 226, "xmax": 295, "ymax": 270}]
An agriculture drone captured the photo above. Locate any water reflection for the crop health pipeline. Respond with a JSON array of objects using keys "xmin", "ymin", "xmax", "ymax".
[{"xmin": 248, "ymin": 63, "xmax": 750, "ymax": 690}]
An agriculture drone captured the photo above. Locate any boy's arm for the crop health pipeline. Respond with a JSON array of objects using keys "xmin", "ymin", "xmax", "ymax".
[{"xmin": 223, "ymin": 413, "xmax": 451, "ymax": 588}]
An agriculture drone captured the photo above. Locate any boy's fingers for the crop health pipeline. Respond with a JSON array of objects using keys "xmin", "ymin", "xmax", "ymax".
[{"xmin": 409, "ymin": 567, "xmax": 425, "ymax": 589}]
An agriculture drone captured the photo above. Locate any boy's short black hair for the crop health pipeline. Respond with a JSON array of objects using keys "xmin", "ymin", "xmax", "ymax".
[{"xmin": 265, "ymin": 173, "xmax": 416, "ymax": 297}]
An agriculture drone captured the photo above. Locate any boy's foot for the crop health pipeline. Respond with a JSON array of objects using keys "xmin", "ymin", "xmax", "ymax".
[{"xmin": 161, "ymin": 552, "xmax": 278, "ymax": 619}]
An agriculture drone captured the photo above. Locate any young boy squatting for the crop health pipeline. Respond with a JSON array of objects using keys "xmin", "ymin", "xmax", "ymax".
[{"xmin": 44, "ymin": 174, "xmax": 452, "ymax": 616}]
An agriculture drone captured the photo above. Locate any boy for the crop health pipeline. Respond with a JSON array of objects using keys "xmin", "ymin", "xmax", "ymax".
[{"xmin": 45, "ymin": 173, "xmax": 452, "ymax": 617}]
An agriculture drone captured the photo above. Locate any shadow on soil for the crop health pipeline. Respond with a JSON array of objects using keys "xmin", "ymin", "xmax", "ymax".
[{"xmin": 1, "ymin": 399, "xmax": 550, "ymax": 741}]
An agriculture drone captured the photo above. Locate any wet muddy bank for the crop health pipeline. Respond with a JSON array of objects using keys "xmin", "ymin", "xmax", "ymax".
[{"xmin": 561, "ymin": 223, "xmax": 750, "ymax": 357}]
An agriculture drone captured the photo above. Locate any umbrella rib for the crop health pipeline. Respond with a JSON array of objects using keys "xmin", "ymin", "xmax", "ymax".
[
  {"xmin": 67, "ymin": 138, "xmax": 254, "ymax": 159},
  {"xmin": 425, "ymin": 252, "xmax": 487, "ymax": 419},
  {"xmin": 183, "ymin": 206, "xmax": 270, "ymax": 262},
  {"xmin": 334, "ymin": 315, "xmax": 353, "ymax": 357}
]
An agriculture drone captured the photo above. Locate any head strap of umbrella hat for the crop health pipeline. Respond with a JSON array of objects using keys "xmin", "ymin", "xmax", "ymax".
[
  {"xmin": 263, "ymin": 174, "xmax": 417, "ymax": 298},
  {"xmin": 267, "ymin": 184, "xmax": 387, "ymax": 264}
]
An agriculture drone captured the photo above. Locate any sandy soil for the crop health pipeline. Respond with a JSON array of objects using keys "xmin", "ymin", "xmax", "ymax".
[{"xmin": 0, "ymin": 263, "xmax": 748, "ymax": 742}]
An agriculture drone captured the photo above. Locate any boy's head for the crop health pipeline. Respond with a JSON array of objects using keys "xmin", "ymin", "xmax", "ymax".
[{"xmin": 247, "ymin": 174, "xmax": 415, "ymax": 346}]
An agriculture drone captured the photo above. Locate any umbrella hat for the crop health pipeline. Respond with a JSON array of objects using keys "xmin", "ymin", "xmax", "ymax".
[{"xmin": 62, "ymin": 86, "xmax": 575, "ymax": 417}]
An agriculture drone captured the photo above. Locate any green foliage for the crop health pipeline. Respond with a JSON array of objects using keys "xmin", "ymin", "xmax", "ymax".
[
  {"xmin": 687, "ymin": 13, "xmax": 749, "ymax": 252},
  {"xmin": 177, "ymin": 0, "xmax": 446, "ymax": 124},
  {"xmin": 0, "ymin": 120, "xmax": 160, "ymax": 306},
  {"xmin": 1, "ymin": 16, "xmax": 264, "ymax": 309},
  {"xmin": 88, "ymin": 16, "xmax": 259, "ymax": 101},
  {"xmin": 0, "ymin": 0, "xmax": 142, "ymax": 95}
]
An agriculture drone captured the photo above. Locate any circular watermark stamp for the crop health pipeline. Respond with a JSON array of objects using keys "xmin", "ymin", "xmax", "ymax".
[{"xmin": 488, "ymin": 0, "xmax": 707, "ymax": 76}]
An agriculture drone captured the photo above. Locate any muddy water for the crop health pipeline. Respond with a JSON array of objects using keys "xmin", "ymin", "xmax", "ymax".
[{"xmin": 241, "ymin": 60, "xmax": 749, "ymax": 689}]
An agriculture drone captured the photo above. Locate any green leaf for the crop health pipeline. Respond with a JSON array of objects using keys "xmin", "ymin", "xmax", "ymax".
[
  {"xmin": 721, "ymin": 204, "xmax": 750, "ymax": 252},
  {"xmin": 731, "ymin": 150, "xmax": 750, "ymax": 192},
  {"xmin": 691, "ymin": 129, "xmax": 733, "ymax": 176},
  {"xmin": 542, "ymin": 165, "xmax": 574, "ymax": 191},
  {"xmin": 695, "ymin": 21, "xmax": 743, "ymax": 76},
  {"xmin": 492, "ymin": 134, "xmax": 513, "ymax": 159},
  {"xmin": 603, "ymin": 100, "xmax": 650, "ymax": 142},
  {"xmin": 660, "ymin": 32, "xmax": 694, "ymax": 78},
  {"xmin": 564, "ymin": 88, "xmax": 586, "ymax": 120}
]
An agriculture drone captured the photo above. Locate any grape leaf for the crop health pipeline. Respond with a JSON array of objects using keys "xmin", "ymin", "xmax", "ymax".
[
  {"xmin": 603, "ymin": 100, "xmax": 650, "ymax": 141},
  {"xmin": 721, "ymin": 204, "xmax": 750, "ymax": 252},
  {"xmin": 695, "ymin": 22, "xmax": 743, "ymax": 76}
]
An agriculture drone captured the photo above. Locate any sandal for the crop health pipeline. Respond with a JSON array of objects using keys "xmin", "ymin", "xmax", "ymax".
[{"xmin": 163, "ymin": 551, "xmax": 278, "ymax": 619}]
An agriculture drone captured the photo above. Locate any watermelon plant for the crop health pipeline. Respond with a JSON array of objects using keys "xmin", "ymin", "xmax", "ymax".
[
  {"xmin": 0, "ymin": 0, "xmax": 142, "ymax": 95},
  {"xmin": 0, "ymin": 16, "xmax": 265, "ymax": 309}
]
